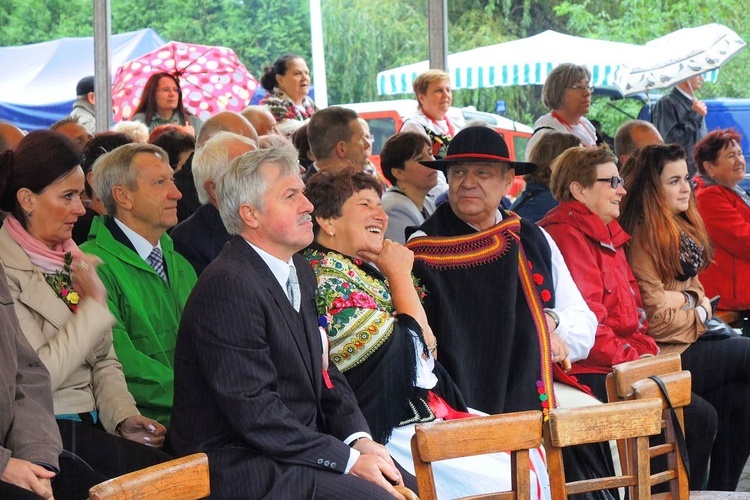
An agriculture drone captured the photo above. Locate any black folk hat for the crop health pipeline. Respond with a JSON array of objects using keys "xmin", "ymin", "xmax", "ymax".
[{"xmin": 419, "ymin": 126, "xmax": 537, "ymax": 175}]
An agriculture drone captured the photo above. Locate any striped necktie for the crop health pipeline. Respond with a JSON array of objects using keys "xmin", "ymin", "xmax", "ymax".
[{"xmin": 147, "ymin": 247, "xmax": 167, "ymax": 283}]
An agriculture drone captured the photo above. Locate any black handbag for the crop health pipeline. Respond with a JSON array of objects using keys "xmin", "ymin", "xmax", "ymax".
[{"xmin": 698, "ymin": 316, "xmax": 741, "ymax": 341}]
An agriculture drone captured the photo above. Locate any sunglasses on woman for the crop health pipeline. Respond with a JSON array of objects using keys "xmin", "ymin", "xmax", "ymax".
[{"xmin": 596, "ymin": 176, "xmax": 625, "ymax": 189}]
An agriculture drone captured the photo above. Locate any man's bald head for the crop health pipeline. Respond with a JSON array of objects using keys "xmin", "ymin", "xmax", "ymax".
[
  {"xmin": 241, "ymin": 106, "xmax": 279, "ymax": 136},
  {"xmin": 614, "ymin": 119, "xmax": 663, "ymax": 165},
  {"xmin": 196, "ymin": 111, "xmax": 258, "ymax": 148},
  {"xmin": 0, "ymin": 122, "xmax": 25, "ymax": 152}
]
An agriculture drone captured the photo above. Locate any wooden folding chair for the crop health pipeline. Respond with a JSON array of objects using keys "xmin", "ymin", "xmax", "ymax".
[
  {"xmin": 545, "ymin": 398, "xmax": 663, "ymax": 500},
  {"xmin": 631, "ymin": 372, "xmax": 748, "ymax": 500},
  {"xmin": 88, "ymin": 452, "xmax": 210, "ymax": 500},
  {"xmin": 411, "ymin": 410, "xmax": 543, "ymax": 500},
  {"xmin": 608, "ymin": 355, "xmax": 747, "ymax": 499}
]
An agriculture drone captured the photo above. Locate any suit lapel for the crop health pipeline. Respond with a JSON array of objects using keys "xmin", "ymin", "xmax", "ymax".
[{"xmin": 231, "ymin": 238, "xmax": 316, "ymax": 387}]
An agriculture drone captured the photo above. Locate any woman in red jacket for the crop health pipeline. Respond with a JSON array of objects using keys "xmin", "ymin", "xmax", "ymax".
[
  {"xmin": 693, "ymin": 129, "xmax": 750, "ymax": 312},
  {"xmin": 540, "ymin": 146, "xmax": 716, "ymax": 491},
  {"xmin": 540, "ymin": 147, "xmax": 659, "ymax": 390}
]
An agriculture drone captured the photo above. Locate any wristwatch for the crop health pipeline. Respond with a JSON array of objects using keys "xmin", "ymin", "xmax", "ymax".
[{"xmin": 544, "ymin": 308, "xmax": 560, "ymax": 332}]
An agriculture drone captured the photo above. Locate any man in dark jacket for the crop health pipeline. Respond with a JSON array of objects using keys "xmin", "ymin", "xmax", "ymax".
[{"xmin": 651, "ymin": 75, "xmax": 708, "ymax": 175}]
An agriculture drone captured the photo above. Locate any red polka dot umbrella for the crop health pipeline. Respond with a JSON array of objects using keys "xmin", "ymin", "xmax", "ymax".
[{"xmin": 112, "ymin": 41, "xmax": 258, "ymax": 122}]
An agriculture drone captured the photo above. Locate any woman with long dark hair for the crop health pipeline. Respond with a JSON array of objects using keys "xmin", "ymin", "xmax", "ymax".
[
  {"xmin": 620, "ymin": 143, "xmax": 750, "ymax": 491},
  {"xmin": 131, "ymin": 72, "xmax": 202, "ymax": 134}
]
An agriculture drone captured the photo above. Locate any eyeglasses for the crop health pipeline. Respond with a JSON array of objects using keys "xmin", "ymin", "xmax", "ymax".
[
  {"xmin": 568, "ymin": 83, "xmax": 594, "ymax": 93},
  {"xmin": 596, "ymin": 176, "xmax": 625, "ymax": 189}
]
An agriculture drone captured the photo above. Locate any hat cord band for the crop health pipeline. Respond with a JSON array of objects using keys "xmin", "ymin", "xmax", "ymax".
[{"xmin": 443, "ymin": 153, "xmax": 511, "ymax": 162}]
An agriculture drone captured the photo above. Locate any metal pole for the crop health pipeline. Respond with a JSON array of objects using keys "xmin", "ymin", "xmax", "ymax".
[
  {"xmin": 309, "ymin": 0, "xmax": 328, "ymax": 108},
  {"xmin": 427, "ymin": 0, "xmax": 448, "ymax": 70},
  {"xmin": 93, "ymin": 0, "xmax": 112, "ymax": 132}
]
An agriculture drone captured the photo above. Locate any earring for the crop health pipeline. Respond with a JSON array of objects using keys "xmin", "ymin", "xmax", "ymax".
[
  {"xmin": 24, "ymin": 209, "xmax": 32, "ymax": 217},
  {"xmin": 328, "ymin": 231, "xmax": 335, "ymax": 237}
]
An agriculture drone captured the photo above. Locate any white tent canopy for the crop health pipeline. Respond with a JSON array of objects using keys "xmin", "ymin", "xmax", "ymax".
[
  {"xmin": 0, "ymin": 28, "xmax": 166, "ymax": 129},
  {"xmin": 377, "ymin": 29, "xmax": 720, "ymax": 96}
]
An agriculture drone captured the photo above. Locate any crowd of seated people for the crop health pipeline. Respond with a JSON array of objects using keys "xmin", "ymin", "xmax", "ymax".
[{"xmin": 2, "ymin": 57, "xmax": 750, "ymax": 499}]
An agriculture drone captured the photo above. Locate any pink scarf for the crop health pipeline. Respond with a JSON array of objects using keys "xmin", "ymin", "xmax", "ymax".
[{"xmin": 4, "ymin": 216, "xmax": 85, "ymax": 273}]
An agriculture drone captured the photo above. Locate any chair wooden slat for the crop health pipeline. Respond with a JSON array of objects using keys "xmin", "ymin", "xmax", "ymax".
[{"xmin": 88, "ymin": 453, "xmax": 210, "ymax": 500}]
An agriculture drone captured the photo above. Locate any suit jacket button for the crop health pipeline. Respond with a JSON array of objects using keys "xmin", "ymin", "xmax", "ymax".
[
  {"xmin": 331, "ymin": 462, "xmax": 337, "ymax": 468},
  {"xmin": 317, "ymin": 458, "xmax": 324, "ymax": 465},
  {"xmin": 324, "ymin": 460, "xmax": 330, "ymax": 467}
]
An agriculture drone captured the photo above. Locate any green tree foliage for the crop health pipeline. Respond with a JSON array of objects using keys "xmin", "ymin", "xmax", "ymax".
[
  {"xmin": 321, "ymin": 0, "xmax": 428, "ymax": 104},
  {"xmin": 0, "ymin": 0, "xmax": 312, "ymax": 90}
]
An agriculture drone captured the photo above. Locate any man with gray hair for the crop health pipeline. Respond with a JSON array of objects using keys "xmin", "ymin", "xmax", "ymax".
[
  {"xmin": 170, "ymin": 132, "xmax": 257, "ymax": 274},
  {"xmin": 171, "ymin": 140, "xmax": 409, "ymax": 499},
  {"xmin": 175, "ymin": 111, "xmax": 258, "ymax": 223},
  {"xmin": 80, "ymin": 143, "xmax": 198, "ymax": 427}
]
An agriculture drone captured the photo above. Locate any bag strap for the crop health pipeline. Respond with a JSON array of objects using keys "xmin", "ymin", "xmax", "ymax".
[
  {"xmin": 531, "ymin": 125, "xmax": 555, "ymax": 137},
  {"xmin": 647, "ymin": 375, "xmax": 690, "ymax": 477}
]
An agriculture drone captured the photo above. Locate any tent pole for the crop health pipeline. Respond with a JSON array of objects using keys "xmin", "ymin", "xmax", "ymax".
[
  {"xmin": 93, "ymin": 0, "xmax": 112, "ymax": 132},
  {"xmin": 428, "ymin": 0, "xmax": 448, "ymax": 70},
  {"xmin": 309, "ymin": 0, "xmax": 328, "ymax": 108}
]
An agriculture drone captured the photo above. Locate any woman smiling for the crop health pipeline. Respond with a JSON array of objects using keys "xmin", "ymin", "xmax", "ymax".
[
  {"xmin": 693, "ymin": 129, "xmax": 750, "ymax": 312},
  {"xmin": 303, "ymin": 168, "xmax": 550, "ymax": 499}
]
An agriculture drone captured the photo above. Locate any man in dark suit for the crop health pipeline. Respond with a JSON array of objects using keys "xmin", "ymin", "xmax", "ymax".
[
  {"xmin": 170, "ymin": 132, "xmax": 256, "ymax": 275},
  {"xmin": 170, "ymin": 139, "xmax": 405, "ymax": 498},
  {"xmin": 174, "ymin": 111, "xmax": 258, "ymax": 222}
]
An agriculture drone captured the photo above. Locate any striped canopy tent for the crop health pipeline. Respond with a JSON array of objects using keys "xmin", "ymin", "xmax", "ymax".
[{"xmin": 377, "ymin": 30, "xmax": 718, "ymax": 96}]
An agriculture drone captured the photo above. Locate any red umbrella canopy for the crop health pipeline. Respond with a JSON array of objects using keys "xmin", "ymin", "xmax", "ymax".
[{"xmin": 112, "ymin": 41, "xmax": 258, "ymax": 121}]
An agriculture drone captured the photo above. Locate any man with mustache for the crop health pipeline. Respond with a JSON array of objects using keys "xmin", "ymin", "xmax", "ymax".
[
  {"xmin": 171, "ymin": 140, "xmax": 409, "ymax": 499},
  {"xmin": 81, "ymin": 143, "xmax": 198, "ymax": 428}
]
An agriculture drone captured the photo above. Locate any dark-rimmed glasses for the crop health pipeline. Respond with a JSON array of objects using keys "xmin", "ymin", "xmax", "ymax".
[{"xmin": 596, "ymin": 176, "xmax": 625, "ymax": 189}]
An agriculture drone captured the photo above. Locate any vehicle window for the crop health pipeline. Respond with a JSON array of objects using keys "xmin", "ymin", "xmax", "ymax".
[
  {"xmin": 365, "ymin": 117, "xmax": 397, "ymax": 155},
  {"xmin": 514, "ymin": 135, "xmax": 529, "ymax": 161}
]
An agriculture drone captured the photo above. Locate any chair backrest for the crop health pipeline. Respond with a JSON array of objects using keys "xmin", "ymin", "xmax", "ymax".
[
  {"xmin": 88, "ymin": 452, "xmax": 210, "ymax": 500},
  {"xmin": 607, "ymin": 353, "xmax": 682, "ymax": 401},
  {"xmin": 545, "ymin": 399, "xmax": 663, "ymax": 500},
  {"xmin": 605, "ymin": 354, "xmax": 690, "ymax": 499},
  {"xmin": 631, "ymin": 371, "xmax": 692, "ymax": 499},
  {"xmin": 411, "ymin": 410, "xmax": 543, "ymax": 500}
]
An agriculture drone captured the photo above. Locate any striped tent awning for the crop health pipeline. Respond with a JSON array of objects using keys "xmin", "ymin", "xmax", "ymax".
[{"xmin": 377, "ymin": 29, "xmax": 721, "ymax": 96}]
